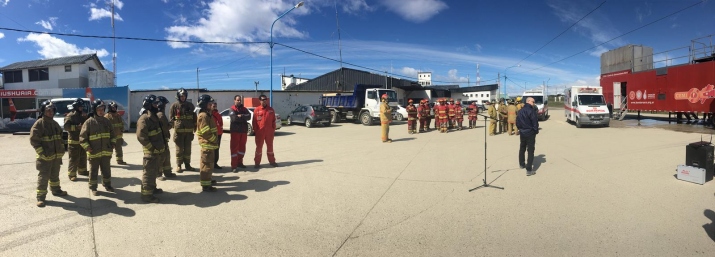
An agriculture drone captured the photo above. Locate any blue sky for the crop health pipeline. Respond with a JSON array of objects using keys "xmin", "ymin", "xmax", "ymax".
[{"xmin": 0, "ymin": 0, "xmax": 713, "ymax": 95}]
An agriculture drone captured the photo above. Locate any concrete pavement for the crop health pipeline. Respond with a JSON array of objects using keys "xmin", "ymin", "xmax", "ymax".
[{"xmin": 2, "ymin": 112, "xmax": 715, "ymax": 256}]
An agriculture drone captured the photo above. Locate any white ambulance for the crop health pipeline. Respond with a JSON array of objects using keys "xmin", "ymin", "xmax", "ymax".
[
  {"xmin": 522, "ymin": 89, "xmax": 548, "ymax": 120},
  {"xmin": 564, "ymin": 86, "xmax": 610, "ymax": 128}
]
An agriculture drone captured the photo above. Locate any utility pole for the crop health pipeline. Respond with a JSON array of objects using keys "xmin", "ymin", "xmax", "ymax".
[
  {"xmin": 111, "ymin": 0, "xmax": 116, "ymax": 86},
  {"xmin": 196, "ymin": 67, "xmax": 200, "ymax": 101}
]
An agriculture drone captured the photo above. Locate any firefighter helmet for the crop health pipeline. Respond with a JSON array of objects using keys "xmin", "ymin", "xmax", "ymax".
[
  {"xmin": 90, "ymin": 99, "xmax": 106, "ymax": 114},
  {"xmin": 39, "ymin": 100, "xmax": 56, "ymax": 114},
  {"xmin": 108, "ymin": 101, "xmax": 118, "ymax": 113},
  {"xmin": 176, "ymin": 88, "xmax": 188, "ymax": 100},
  {"xmin": 157, "ymin": 96, "xmax": 169, "ymax": 109},
  {"xmin": 71, "ymin": 98, "xmax": 85, "ymax": 108},
  {"xmin": 142, "ymin": 94, "xmax": 159, "ymax": 110},
  {"xmin": 197, "ymin": 94, "xmax": 214, "ymax": 109}
]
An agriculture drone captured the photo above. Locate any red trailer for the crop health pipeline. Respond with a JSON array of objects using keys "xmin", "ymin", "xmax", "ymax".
[{"xmin": 600, "ymin": 35, "xmax": 715, "ymax": 120}]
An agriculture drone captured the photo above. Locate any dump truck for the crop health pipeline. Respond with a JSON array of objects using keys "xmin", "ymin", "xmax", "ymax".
[{"xmin": 321, "ymin": 84, "xmax": 398, "ymax": 126}]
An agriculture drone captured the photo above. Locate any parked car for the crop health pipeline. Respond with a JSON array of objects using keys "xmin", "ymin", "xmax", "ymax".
[
  {"xmin": 286, "ymin": 104, "xmax": 331, "ymax": 127},
  {"xmin": 219, "ymin": 107, "xmax": 281, "ymax": 135},
  {"xmin": 393, "ymin": 105, "xmax": 408, "ymax": 121}
]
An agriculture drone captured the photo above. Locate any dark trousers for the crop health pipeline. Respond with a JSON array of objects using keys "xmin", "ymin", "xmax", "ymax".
[
  {"xmin": 519, "ymin": 134, "xmax": 536, "ymax": 171},
  {"xmin": 214, "ymin": 134, "xmax": 222, "ymax": 165}
]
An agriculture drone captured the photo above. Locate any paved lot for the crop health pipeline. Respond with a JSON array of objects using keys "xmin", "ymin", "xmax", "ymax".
[{"xmin": 2, "ymin": 111, "xmax": 715, "ymax": 256}]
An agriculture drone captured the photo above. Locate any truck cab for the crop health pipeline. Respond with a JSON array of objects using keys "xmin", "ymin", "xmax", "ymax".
[
  {"xmin": 50, "ymin": 98, "xmax": 91, "ymax": 149},
  {"xmin": 522, "ymin": 89, "xmax": 548, "ymax": 121},
  {"xmin": 322, "ymin": 84, "xmax": 398, "ymax": 126},
  {"xmin": 564, "ymin": 86, "xmax": 610, "ymax": 128}
]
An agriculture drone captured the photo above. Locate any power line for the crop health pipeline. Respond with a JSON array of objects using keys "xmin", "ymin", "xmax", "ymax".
[
  {"xmin": 518, "ymin": 0, "xmax": 705, "ymax": 75},
  {"xmin": 516, "ymin": 0, "xmax": 606, "ymax": 66}
]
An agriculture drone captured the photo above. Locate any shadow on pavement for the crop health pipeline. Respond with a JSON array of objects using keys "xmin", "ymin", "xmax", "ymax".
[
  {"xmin": 220, "ymin": 179, "xmax": 290, "ymax": 193},
  {"xmin": 391, "ymin": 138, "xmax": 415, "ymax": 142},
  {"xmin": 533, "ymin": 154, "xmax": 546, "ymax": 171},
  {"xmin": 276, "ymin": 159, "xmax": 323, "ymax": 167},
  {"xmin": 703, "ymin": 209, "xmax": 715, "ymax": 242},
  {"xmin": 111, "ymin": 163, "xmax": 144, "ymax": 171},
  {"xmin": 274, "ymin": 131, "xmax": 295, "ymax": 137},
  {"xmin": 111, "ymin": 176, "xmax": 142, "ymax": 189},
  {"xmin": 50, "ymin": 194, "xmax": 136, "ymax": 217}
]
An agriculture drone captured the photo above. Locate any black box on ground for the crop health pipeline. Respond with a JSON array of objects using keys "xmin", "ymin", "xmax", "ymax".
[{"xmin": 686, "ymin": 141, "xmax": 714, "ymax": 182}]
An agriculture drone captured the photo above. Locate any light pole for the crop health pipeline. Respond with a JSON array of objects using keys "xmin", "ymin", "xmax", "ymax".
[
  {"xmin": 546, "ymin": 78, "xmax": 551, "ymax": 100},
  {"xmin": 503, "ymin": 64, "xmax": 520, "ymax": 99},
  {"xmin": 270, "ymin": 1, "xmax": 304, "ymax": 107},
  {"xmin": 254, "ymin": 81, "xmax": 259, "ymax": 97}
]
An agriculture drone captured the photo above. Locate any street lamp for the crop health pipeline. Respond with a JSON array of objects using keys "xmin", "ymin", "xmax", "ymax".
[
  {"xmin": 270, "ymin": 1, "xmax": 304, "ymax": 107},
  {"xmin": 502, "ymin": 64, "xmax": 520, "ymax": 98}
]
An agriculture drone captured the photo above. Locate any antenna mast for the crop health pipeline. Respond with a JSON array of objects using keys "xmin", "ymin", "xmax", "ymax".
[
  {"xmin": 334, "ymin": 0, "xmax": 344, "ymax": 89},
  {"xmin": 111, "ymin": 0, "xmax": 116, "ymax": 86}
]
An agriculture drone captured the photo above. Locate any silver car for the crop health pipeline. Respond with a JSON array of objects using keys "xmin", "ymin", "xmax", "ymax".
[{"xmin": 286, "ymin": 105, "xmax": 331, "ymax": 128}]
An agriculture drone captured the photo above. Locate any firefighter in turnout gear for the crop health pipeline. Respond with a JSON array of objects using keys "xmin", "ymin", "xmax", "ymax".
[
  {"xmin": 447, "ymin": 98, "xmax": 456, "ymax": 129},
  {"xmin": 515, "ymin": 97, "xmax": 524, "ymax": 135},
  {"xmin": 170, "ymin": 88, "xmax": 197, "ymax": 173},
  {"xmin": 31, "ymin": 101, "xmax": 68, "ymax": 207},
  {"xmin": 65, "ymin": 98, "xmax": 88, "ymax": 181},
  {"xmin": 79, "ymin": 99, "xmax": 116, "ymax": 196},
  {"xmin": 498, "ymin": 98, "xmax": 508, "ymax": 133},
  {"xmin": 406, "ymin": 99, "xmax": 418, "ymax": 134},
  {"xmin": 487, "ymin": 100, "xmax": 497, "ymax": 136},
  {"xmin": 156, "ymin": 96, "xmax": 177, "ymax": 181},
  {"xmin": 379, "ymin": 94, "xmax": 392, "ymax": 142},
  {"xmin": 196, "ymin": 94, "xmax": 219, "ymax": 192},
  {"xmin": 454, "ymin": 101, "xmax": 464, "ymax": 130},
  {"xmin": 417, "ymin": 99, "xmax": 428, "ymax": 133},
  {"xmin": 468, "ymin": 102, "xmax": 478, "ymax": 129},
  {"xmin": 136, "ymin": 95, "xmax": 166, "ymax": 203},
  {"xmin": 424, "ymin": 99, "xmax": 432, "ymax": 131},
  {"xmin": 507, "ymin": 100, "xmax": 518, "ymax": 135},
  {"xmin": 104, "ymin": 102, "xmax": 126, "ymax": 165},
  {"xmin": 437, "ymin": 98, "xmax": 449, "ymax": 133},
  {"xmin": 432, "ymin": 101, "xmax": 440, "ymax": 130}
]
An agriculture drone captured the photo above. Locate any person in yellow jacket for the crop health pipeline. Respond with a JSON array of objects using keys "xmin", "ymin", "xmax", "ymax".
[
  {"xmin": 79, "ymin": 100, "xmax": 116, "ymax": 196},
  {"xmin": 498, "ymin": 98, "xmax": 508, "ymax": 134},
  {"xmin": 515, "ymin": 97, "xmax": 524, "ymax": 135},
  {"xmin": 136, "ymin": 95, "xmax": 166, "ymax": 203},
  {"xmin": 65, "ymin": 98, "xmax": 88, "ymax": 181},
  {"xmin": 379, "ymin": 94, "xmax": 392, "ymax": 143},
  {"xmin": 487, "ymin": 100, "xmax": 497, "ymax": 136},
  {"xmin": 196, "ymin": 95, "xmax": 219, "ymax": 192},
  {"xmin": 30, "ymin": 101, "xmax": 68, "ymax": 207},
  {"xmin": 507, "ymin": 100, "xmax": 518, "ymax": 135},
  {"xmin": 104, "ymin": 102, "xmax": 126, "ymax": 165}
]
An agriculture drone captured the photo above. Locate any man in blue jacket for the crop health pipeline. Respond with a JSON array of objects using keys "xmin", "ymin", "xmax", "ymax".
[{"xmin": 516, "ymin": 97, "xmax": 539, "ymax": 176}]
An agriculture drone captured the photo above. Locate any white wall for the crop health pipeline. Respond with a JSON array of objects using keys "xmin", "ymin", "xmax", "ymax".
[{"xmin": 461, "ymin": 90, "xmax": 497, "ymax": 103}]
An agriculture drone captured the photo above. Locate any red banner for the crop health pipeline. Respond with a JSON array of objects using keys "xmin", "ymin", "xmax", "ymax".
[{"xmin": 0, "ymin": 89, "xmax": 37, "ymax": 98}]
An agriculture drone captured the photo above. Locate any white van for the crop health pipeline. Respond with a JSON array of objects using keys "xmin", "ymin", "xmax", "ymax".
[
  {"xmin": 564, "ymin": 86, "xmax": 610, "ymax": 128},
  {"xmin": 522, "ymin": 89, "xmax": 548, "ymax": 120}
]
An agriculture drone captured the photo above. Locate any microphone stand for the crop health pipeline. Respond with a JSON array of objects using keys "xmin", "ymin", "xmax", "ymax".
[{"xmin": 469, "ymin": 113, "xmax": 505, "ymax": 192}]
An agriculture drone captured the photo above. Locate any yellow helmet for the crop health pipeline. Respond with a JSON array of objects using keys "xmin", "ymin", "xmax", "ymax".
[{"xmin": 516, "ymin": 96, "xmax": 522, "ymax": 102}]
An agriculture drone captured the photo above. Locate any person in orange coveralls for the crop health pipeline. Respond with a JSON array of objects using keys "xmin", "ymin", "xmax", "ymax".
[{"xmin": 252, "ymin": 95, "xmax": 278, "ymax": 169}]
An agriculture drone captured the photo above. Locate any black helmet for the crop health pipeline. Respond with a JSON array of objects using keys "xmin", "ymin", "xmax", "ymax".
[
  {"xmin": 108, "ymin": 101, "xmax": 118, "ymax": 113},
  {"xmin": 143, "ymin": 94, "xmax": 159, "ymax": 110},
  {"xmin": 197, "ymin": 94, "xmax": 214, "ymax": 109},
  {"xmin": 90, "ymin": 99, "xmax": 106, "ymax": 114},
  {"xmin": 39, "ymin": 100, "xmax": 56, "ymax": 114},
  {"xmin": 157, "ymin": 96, "xmax": 169, "ymax": 109},
  {"xmin": 176, "ymin": 88, "xmax": 188, "ymax": 100},
  {"xmin": 71, "ymin": 98, "xmax": 85, "ymax": 108}
]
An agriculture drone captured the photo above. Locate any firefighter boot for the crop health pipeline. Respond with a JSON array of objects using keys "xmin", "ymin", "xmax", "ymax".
[
  {"xmin": 36, "ymin": 195, "xmax": 46, "ymax": 207},
  {"xmin": 141, "ymin": 195, "xmax": 160, "ymax": 203},
  {"xmin": 174, "ymin": 166, "xmax": 183, "ymax": 174},
  {"xmin": 117, "ymin": 158, "xmax": 127, "ymax": 165},
  {"xmin": 163, "ymin": 171, "xmax": 177, "ymax": 178},
  {"xmin": 51, "ymin": 188, "xmax": 68, "ymax": 197},
  {"xmin": 103, "ymin": 183, "xmax": 115, "ymax": 192},
  {"xmin": 184, "ymin": 161, "xmax": 196, "ymax": 171},
  {"xmin": 153, "ymin": 188, "xmax": 164, "ymax": 194},
  {"xmin": 90, "ymin": 186, "xmax": 99, "ymax": 196},
  {"xmin": 202, "ymin": 186, "xmax": 218, "ymax": 192}
]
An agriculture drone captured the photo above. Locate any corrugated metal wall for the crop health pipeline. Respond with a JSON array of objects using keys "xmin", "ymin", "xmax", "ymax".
[
  {"xmin": 287, "ymin": 68, "xmax": 415, "ymax": 92},
  {"xmin": 601, "ymin": 45, "xmax": 654, "ymax": 74}
]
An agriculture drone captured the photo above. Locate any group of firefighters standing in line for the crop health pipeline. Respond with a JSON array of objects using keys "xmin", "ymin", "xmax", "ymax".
[
  {"xmin": 398, "ymin": 97, "xmax": 526, "ymax": 136},
  {"xmin": 30, "ymin": 88, "xmax": 278, "ymax": 207}
]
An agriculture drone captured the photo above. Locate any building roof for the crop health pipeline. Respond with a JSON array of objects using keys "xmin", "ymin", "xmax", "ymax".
[
  {"xmin": 448, "ymin": 84, "xmax": 498, "ymax": 93},
  {"xmin": 285, "ymin": 67, "xmax": 416, "ymax": 92},
  {"xmin": 0, "ymin": 54, "xmax": 105, "ymax": 71}
]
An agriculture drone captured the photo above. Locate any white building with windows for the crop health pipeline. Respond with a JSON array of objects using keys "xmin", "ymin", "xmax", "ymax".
[
  {"xmin": 457, "ymin": 84, "xmax": 499, "ymax": 104},
  {"xmin": 417, "ymin": 71, "xmax": 432, "ymax": 86},
  {"xmin": 281, "ymin": 74, "xmax": 309, "ymax": 90},
  {"xmin": 0, "ymin": 54, "xmax": 114, "ymax": 91}
]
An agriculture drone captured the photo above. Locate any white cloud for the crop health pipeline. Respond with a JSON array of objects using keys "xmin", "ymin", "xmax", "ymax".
[
  {"xmin": 635, "ymin": 2, "xmax": 651, "ymax": 23},
  {"xmin": 381, "ymin": 0, "xmax": 448, "ymax": 23},
  {"xmin": 164, "ymin": 0, "xmax": 308, "ymax": 51},
  {"xmin": 589, "ymin": 45, "xmax": 609, "ymax": 57},
  {"xmin": 445, "ymin": 69, "xmax": 467, "ymax": 82},
  {"xmin": 400, "ymin": 67, "xmax": 419, "ymax": 77},
  {"xmin": 35, "ymin": 17, "xmax": 58, "ymax": 31},
  {"xmin": 18, "ymin": 33, "xmax": 109, "ymax": 59},
  {"xmin": 160, "ymin": 85, "xmax": 170, "ymax": 90},
  {"xmin": 90, "ymin": 7, "xmax": 123, "ymax": 21},
  {"xmin": 342, "ymin": 0, "xmax": 373, "ymax": 13},
  {"xmin": 112, "ymin": 0, "xmax": 124, "ymax": 10},
  {"xmin": 548, "ymin": 0, "xmax": 625, "ymax": 52},
  {"xmin": 0, "ymin": 32, "xmax": 4, "ymax": 39},
  {"xmin": 2, "ymin": 0, "xmax": 8, "ymax": 7},
  {"xmin": 475, "ymin": 44, "xmax": 482, "ymax": 52}
]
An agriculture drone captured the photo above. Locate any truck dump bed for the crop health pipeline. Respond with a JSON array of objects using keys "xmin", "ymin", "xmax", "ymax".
[{"xmin": 321, "ymin": 84, "xmax": 383, "ymax": 109}]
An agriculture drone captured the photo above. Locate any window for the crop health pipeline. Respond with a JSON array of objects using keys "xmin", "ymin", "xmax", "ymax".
[
  {"xmin": 2, "ymin": 70, "xmax": 22, "ymax": 83},
  {"xmin": 486, "ymin": 94, "xmax": 489, "ymax": 97},
  {"xmin": 367, "ymin": 91, "xmax": 377, "ymax": 99},
  {"xmin": 481, "ymin": 94, "xmax": 484, "ymax": 97},
  {"xmin": 29, "ymin": 68, "xmax": 49, "ymax": 81},
  {"xmin": 65, "ymin": 65, "xmax": 72, "ymax": 72}
]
